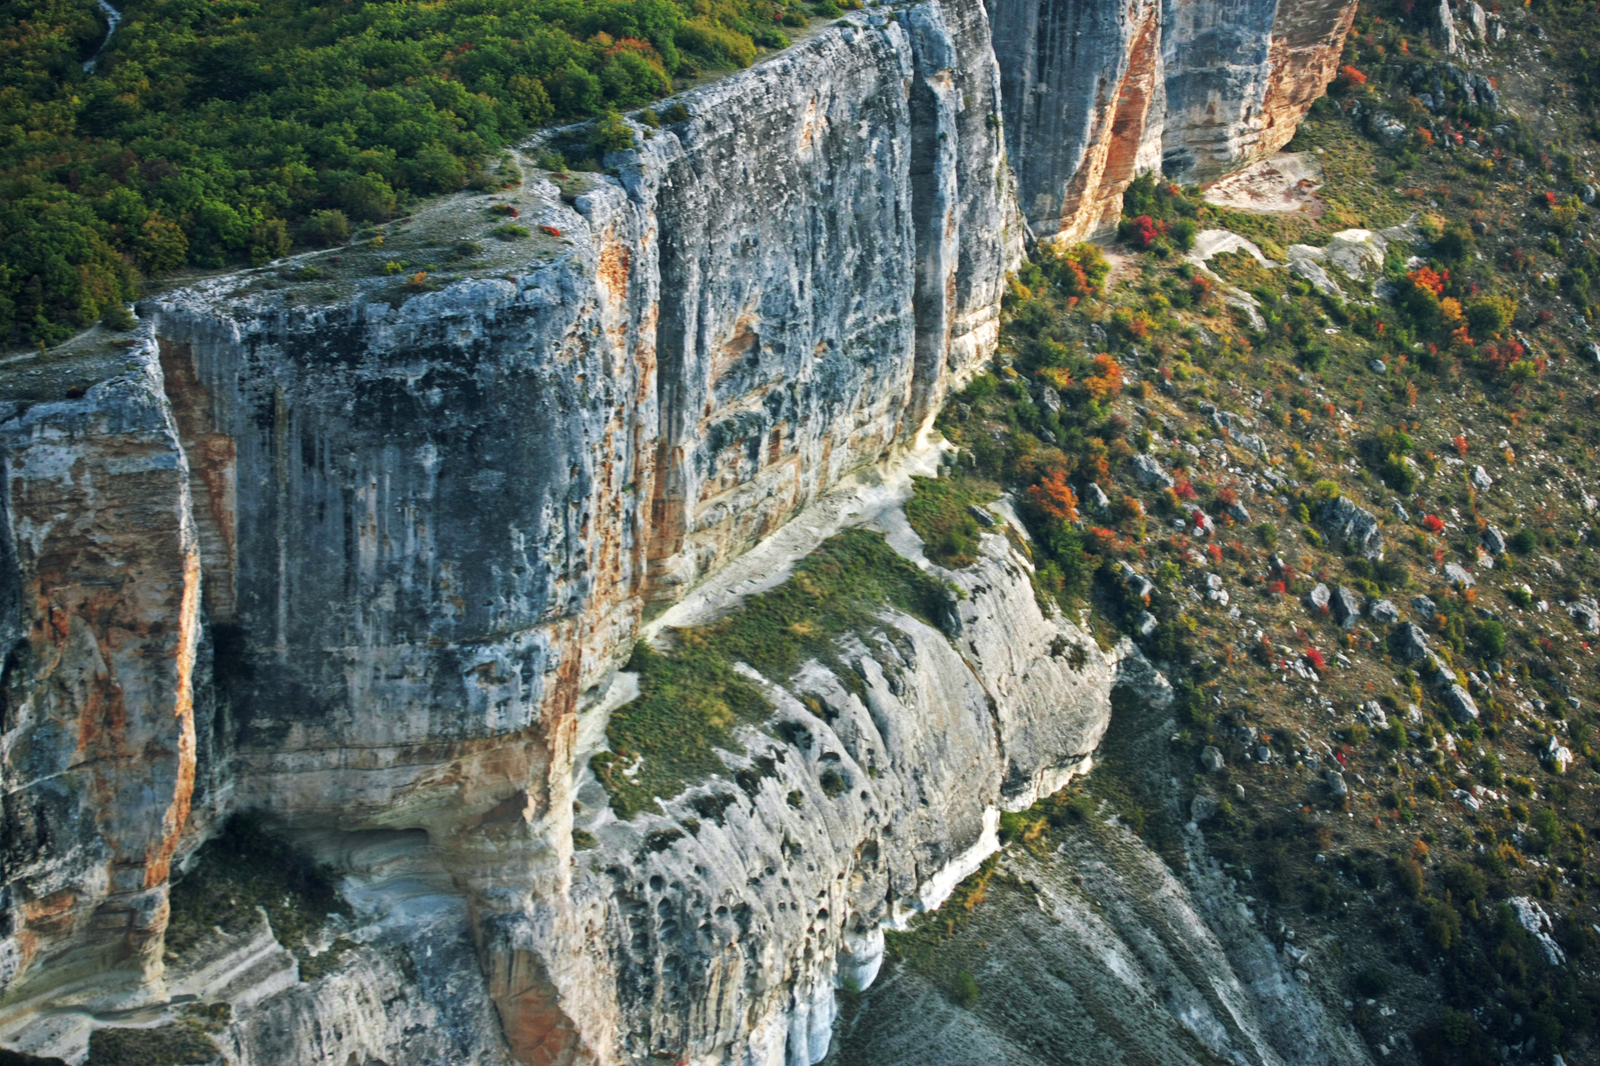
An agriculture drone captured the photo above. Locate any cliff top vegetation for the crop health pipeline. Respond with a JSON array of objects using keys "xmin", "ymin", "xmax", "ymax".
[{"xmin": 0, "ymin": 0, "xmax": 837, "ymax": 345}]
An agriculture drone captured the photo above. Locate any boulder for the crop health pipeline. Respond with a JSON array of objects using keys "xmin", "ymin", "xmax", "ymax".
[
  {"xmin": 1569, "ymin": 598, "xmax": 1600, "ymax": 634},
  {"xmin": 1483, "ymin": 526, "xmax": 1507, "ymax": 555},
  {"xmin": 967, "ymin": 504, "xmax": 996, "ymax": 528},
  {"xmin": 1321, "ymin": 229, "xmax": 1389, "ymax": 278},
  {"xmin": 1367, "ymin": 111, "xmax": 1409, "ymax": 148},
  {"xmin": 1331, "ymin": 586, "xmax": 1363, "ymax": 629},
  {"xmin": 1326, "ymin": 770, "xmax": 1349, "ymax": 799},
  {"xmin": 1443, "ymin": 684, "xmax": 1481, "ymax": 723},
  {"xmin": 1412, "ymin": 594, "xmax": 1437, "ymax": 615},
  {"xmin": 1471, "ymin": 465, "xmax": 1494, "ymax": 490},
  {"xmin": 1117, "ymin": 562, "xmax": 1156, "ymax": 602},
  {"xmin": 1368, "ymin": 599, "xmax": 1400, "ymax": 624},
  {"xmin": 1038, "ymin": 385, "xmax": 1062, "ymax": 415},
  {"xmin": 1318, "ymin": 495, "xmax": 1385, "ymax": 559},
  {"xmin": 1287, "ymin": 252, "xmax": 1342, "ymax": 297},
  {"xmin": 1200, "ymin": 746, "xmax": 1226, "ymax": 772},
  {"xmin": 1191, "ymin": 794, "xmax": 1219, "ymax": 822},
  {"xmin": 1391, "ymin": 622, "xmax": 1430, "ymax": 662},
  {"xmin": 1085, "ymin": 482, "xmax": 1111, "ymax": 511},
  {"xmin": 1581, "ymin": 340, "xmax": 1600, "ymax": 365},
  {"xmin": 1256, "ymin": 745, "xmax": 1273, "ymax": 764},
  {"xmin": 1137, "ymin": 610, "xmax": 1159, "ymax": 637},
  {"xmin": 1309, "ymin": 583, "xmax": 1331, "ymax": 611},
  {"xmin": 1132, "ymin": 453, "xmax": 1175, "ymax": 489},
  {"xmin": 1444, "ymin": 562, "xmax": 1475, "ymax": 588},
  {"xmin": 1237, "ymin": 433, "xmax": 1269, "ymax": 457},
  {"xmin": 1465, "ymin": 0, "xmax": 1487, "ymax": 38},
  {"xmin": 1429, "ymin": 0, "xmax": 1461, "ymax": 54}
]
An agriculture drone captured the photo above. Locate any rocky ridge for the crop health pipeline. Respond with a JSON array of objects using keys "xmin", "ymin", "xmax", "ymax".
[{"xmin": 0, "ymin": 0, "xmax": 1360, "ymax": 1062}]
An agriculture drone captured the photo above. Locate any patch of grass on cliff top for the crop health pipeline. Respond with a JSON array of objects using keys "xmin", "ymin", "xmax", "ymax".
[
  {"xmin": 165, "ymin": 813, "xmax": 349, "ymax": 966},
  {"xmin": 596, "ymin": 528, "xmax": 953, "ymax": 818},
  {"xmin": 905, "ymin": 473, "xmax": 1000, "ymax": 568}
]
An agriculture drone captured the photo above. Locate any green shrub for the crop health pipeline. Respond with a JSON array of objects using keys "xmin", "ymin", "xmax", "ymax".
[
  {"xmin": 1395, "ymin": 856, "xmax": 1425, "ymax": 899},
  {"xmin": 1425, "ymin": 900, "xmax": 1461, "ymax": 950},
  {"xmin": 588, "ymin": 109, "xmax": 637, "ymax": 154},
  {"xmin": 86, "ymin": 1025, "xmax": 218, "ymax": 1066},
  {"xmin": 1466, "ymin": 295, "xmax": 1517, "ymax": 337},
  {"xmin": 951, "ymin": 971, "xmax": 980, "ymax": 1009},
  {"xmin": 1354, "ymin": 965, "xmax": 1391, "ymax": 998},
  {"xmin": 905, "ymin": 474, "xmax": 998, "ymax": 568},
  {"xmin": 1470, "ymin": 620, "xmax": 1506, "ymax": 659},
  {"xmin": 491, "ymin": 224, "xmax": 531, "ymax": 241},
  {"xmin": 101, "ymin": 303, "xmax": 138, "ymax": 332}
]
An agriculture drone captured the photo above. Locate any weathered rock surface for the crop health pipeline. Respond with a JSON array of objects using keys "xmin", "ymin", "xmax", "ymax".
[
  {"xmin": 1317, "ymin": 495, "xmax": 1385, "ymax": 559},
  {"xmin": 553, "ymin": 518, "xmax": 1134, "ymax": 1065},
  {"xmin": 0, "ymin": 0, "xmax": 1354, "ymax": 1060},
  {"xmin": 823, "ymin": 821, "xmax": 1369, "ymax": 1066},
  {"xmin": 992, "ymin": 0, "xmax": 1357, "ymax": 241}
]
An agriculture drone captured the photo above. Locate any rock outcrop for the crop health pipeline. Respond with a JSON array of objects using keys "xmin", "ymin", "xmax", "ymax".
[
  {"xmin": 1, "ymin": 0, "xmax": 1354, "ymax": 1061},
  {"xmin": 551, "ymin": 516, "xmax": 1130, "ymax": 1065},
  {"xmin": 991, "ymin": 0, "xmax": 1357, "ymax": 242}
]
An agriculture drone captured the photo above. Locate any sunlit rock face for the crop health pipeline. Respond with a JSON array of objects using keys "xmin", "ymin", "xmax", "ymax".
[
  {"xmin": 0, "ymin": 0, "xmax": 1347, "ymax": 1060},
  {"xmin": 991, "ymin": 0, "xmax": 1357, "ymax": 243}
]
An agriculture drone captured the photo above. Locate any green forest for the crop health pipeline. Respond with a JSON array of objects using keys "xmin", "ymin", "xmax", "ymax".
[{"xmin": 0, "ymin": 0, "xmax": 809, "ymax": 342}]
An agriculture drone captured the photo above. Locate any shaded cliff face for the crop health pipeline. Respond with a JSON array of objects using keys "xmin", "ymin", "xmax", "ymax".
[
  {"xmin": 0, "ymin": 364, "xmax": 202, "ymax": 1013},
  {"xmin": 2, "ymin": 0, "xmax": 1016, "ymax": 1055},
  {"xmin": 990, "ymin": 0, "xmax": 1357, "ymax": 242},
  {"xmin": 0, "ymin": 0, "xmax": 1355, "ymax": 1059}
]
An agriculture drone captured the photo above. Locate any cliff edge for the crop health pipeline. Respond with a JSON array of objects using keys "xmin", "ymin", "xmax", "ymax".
[{"xmin": 0, "ymin": 0, "xmax": 1356, "ymax": 1061}]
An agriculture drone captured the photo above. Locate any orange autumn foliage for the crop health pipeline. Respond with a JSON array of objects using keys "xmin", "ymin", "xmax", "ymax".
[
  {"xmin": 1025, "ymin": 471, "xmax": 1079, "ymax": 523},
  {"xmin": 1083, "ymin": 354, "xmax": 1125, "ymax": 403},
  {"xmin": 1408, "ymin": 265, "xmax": 1448, "ymax": 296},
  {"xmin": 1036, "ymin": 366, "xmax": 1074, "ymax": 391}
]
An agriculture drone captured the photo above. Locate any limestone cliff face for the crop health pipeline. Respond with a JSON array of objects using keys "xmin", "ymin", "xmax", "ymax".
[
  {"xmin": 534, "ymin": 515, "xmax": 1134, "ymax": 1066},
  {"xmin": 991, "ymin": 0, "xmax": 1357, "ymax": 242},
  {"xmin": 1, "ymin": 0, "xmax": 1350, "ymax": 1061},
  {"xmin": 0, "ymin": 362, "xmax": 204, "ymax": 1014}
]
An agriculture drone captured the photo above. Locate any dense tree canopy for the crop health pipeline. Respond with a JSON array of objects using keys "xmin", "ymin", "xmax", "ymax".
[{"xmin": 0, "ymin": 0, "xmax": 802, "ymax": 341}]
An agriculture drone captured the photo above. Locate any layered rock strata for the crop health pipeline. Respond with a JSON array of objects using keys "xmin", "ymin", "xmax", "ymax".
[
  {"xmin": 546, "ymin": 514, "xmax": 1131, "ymax": 1065},
  {"xmin": 990, "ymin": 0, "xmax": 1358, "ymax": 242},
  {"xmin": 1, "ymin": 0, "xmax": 1356, "ymax": 1061}
]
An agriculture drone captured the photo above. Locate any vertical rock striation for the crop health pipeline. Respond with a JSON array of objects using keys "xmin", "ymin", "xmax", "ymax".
[
  {"xmin": 1, "ymin": 0, "xmax": 1353, "ymax": 1060},
  {"xmin": 0, "ymin": 363, "xmax": 202, "ymax": 1014},
  {"xmin": 991, "ymin": 0, "xmax": 1357, "ymax": 242}
]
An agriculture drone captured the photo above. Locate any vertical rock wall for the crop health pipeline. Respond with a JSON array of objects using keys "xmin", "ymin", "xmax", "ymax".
[
  {"xmin": 0, "ymin": 366, "xmax": 202, "ymax": 1015},
  {"xmin": 991, "ymin": 0, "xmax": 1357, "ymax": 243},
  {"xmin": 0, "ymin": 0, "xmax": 1352, "ymax": 1060}
]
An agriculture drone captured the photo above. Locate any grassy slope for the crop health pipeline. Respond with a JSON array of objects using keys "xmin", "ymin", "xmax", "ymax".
[{"xmin": 919, "ymin": 2, "xmax": 1600, "ymax": 1060}]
